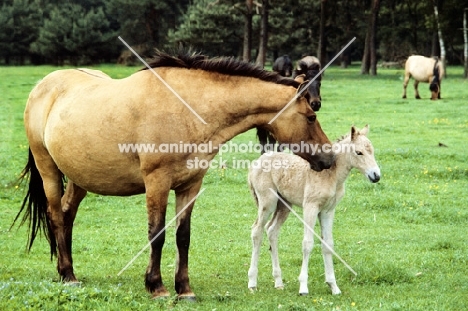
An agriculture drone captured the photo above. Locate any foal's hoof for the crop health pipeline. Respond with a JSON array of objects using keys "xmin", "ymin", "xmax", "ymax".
[
  {"xmin": 299, "ymin": 292, "xmax": 308, "ymax": 296},
  {"xmin": 249, "ymin": 287, "xmax": 257, "ymax": 293}
]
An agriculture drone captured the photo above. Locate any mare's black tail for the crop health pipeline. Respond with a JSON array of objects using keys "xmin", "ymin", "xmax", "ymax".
[{"xmin": 11, "ymin": 148, "xmax": 59, "ymax": 259}]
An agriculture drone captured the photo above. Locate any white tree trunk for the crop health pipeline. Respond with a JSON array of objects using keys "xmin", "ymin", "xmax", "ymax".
[
  {"xmin": 464, "ymin": 9, "xmax": 468, "ymax": 78},
  {"xmin": 433, "ymin": 3, "xmax": 446, "ymax": 77}
]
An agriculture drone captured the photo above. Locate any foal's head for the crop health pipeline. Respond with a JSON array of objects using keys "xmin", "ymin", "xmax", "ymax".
[{"xmin": 344, "ymin": 125, "xmax": 380, "ymax": 183}]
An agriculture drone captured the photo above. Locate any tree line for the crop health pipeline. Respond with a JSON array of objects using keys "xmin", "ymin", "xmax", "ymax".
[{"xmin": 1, "ymin": 0, "xmax": 467, "ymax": 74}]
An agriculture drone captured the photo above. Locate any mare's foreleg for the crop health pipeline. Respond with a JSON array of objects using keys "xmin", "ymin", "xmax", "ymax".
[
  {"xmin": 298, "ymin": 206, "xmax": 319, "ymax": 295},
  {"xmin": 319, "ymin": 209, "xmax": 341, "ymax": 295},
  {"xmin": 144, "ymin": 172, "xmax": 171, "ymax": 298},
  {"xmin": 173, "ymin": 181, "xmax": 203, "ymax": 300},
  {"xmin": 265, "ymin": 201, "xmax": 290, "ymax": 289},
  {"xmin": 248, "ymin": 191, "xmax": 278, "ymax": 290}
]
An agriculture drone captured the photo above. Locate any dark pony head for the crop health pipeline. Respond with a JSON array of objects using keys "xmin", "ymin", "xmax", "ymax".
[
  {"xmin": 293, "ymin": 56, "xmax": 322, "ymax": 111},
  {"xmin": 273, "ymin": 55, "xmax": 293, "ymax": 77},
  {"xmin": 429, "ymin": 58, "xmax": 441, "ymax": 100}
]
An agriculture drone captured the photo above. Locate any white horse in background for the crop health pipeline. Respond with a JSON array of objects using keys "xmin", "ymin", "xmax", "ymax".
[{"xmin": 247, "ymin": 125, "xmax": 381, "ymax": 295}]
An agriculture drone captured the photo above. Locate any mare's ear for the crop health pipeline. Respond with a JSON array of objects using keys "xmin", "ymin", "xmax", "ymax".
[
  {"xmin": 361, "ymin": 124, "xmax": 369, "ymax": 136},
  {"xmin": 294, "ymin": 74, "xmax": 306, "ymax": 84},
  {"xmin": 351, "ymin": 125, "xmax": 357, "ymax": 141}
]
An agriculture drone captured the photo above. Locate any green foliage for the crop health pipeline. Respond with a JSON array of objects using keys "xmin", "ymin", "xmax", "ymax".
[
  {"xmin": 0, "ymin": 0, "xmax": 42, "ymax": 64},
  {"xmin": 168, "ymin": 0, "xmax": 244, "ymax": 56},
  {"xmin": 30, "ymin": 3, "xmax": 116, "ymax": 65}
]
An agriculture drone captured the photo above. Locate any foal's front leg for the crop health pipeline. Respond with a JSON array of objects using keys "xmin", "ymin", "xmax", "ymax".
[
  {"xmin": 319, "ymin": 209, "xmax": 341, "ymax": 295},
  {"xmin": 298, "ymin": 206, "xmax": 319, "ymax": 295}
]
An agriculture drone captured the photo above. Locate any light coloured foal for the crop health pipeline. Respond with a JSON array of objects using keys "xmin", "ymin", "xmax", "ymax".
[{"xmin": 247, "ymin": 125, "xmax": 380, "ymax": 295}]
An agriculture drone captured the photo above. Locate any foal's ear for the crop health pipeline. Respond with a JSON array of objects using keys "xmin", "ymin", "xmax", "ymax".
[
  {"xmin": 361, "ymin": 124, "xmax": 370, "ymax": 136},
  {"xmin": 294, "ymin": 74, "xmax": 306, "ymax": 83},
  {"xmin": 351, "ymin": 126, "xmax": 357, "ymax": 141}
]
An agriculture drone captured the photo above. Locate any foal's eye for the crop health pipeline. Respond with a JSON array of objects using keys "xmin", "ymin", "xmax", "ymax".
[
  {"xmin": 307, "ymin": 115, "xmax": 316, "ymax": 123},
  {"xmin": 355, "ymin": 151, "xmax": 363, "ymax": 155}
]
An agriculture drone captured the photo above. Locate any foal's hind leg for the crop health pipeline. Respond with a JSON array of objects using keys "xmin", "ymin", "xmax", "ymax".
[
  {"xmin": 57, "ymin": 181, "xmax": 87, "ymax": 283},
  {"xmin": 265, "ymin": 201, "xmax": 290, "ymax": 289},
  {"xmin": 248, "ymin": 191, "xmax": 278, "ymax": 290}
]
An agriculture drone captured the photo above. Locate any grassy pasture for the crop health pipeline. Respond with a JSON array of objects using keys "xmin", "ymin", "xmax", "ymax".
[{"xmin": 0, "ymin": 64, "xmax": 467, "ymax": 310}]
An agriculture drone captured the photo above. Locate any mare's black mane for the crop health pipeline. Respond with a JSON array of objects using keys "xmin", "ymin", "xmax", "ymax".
[{"xmin": 142, "ymin": 50, "xmax": 299, "ymax": 87}]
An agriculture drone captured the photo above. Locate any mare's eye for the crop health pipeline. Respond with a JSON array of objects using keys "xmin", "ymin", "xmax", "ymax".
[
  {"xmin": 307, "ymin": 115, "xmax": 316, "ymax": 122},
  {"xmin": 356, "ymin": 151, "xmax": 363, "ymax": 155}
]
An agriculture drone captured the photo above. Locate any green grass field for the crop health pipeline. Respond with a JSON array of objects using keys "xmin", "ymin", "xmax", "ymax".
[{"xmin": 1, "ymin": 64, "xmax": 467, "ymax": 310}]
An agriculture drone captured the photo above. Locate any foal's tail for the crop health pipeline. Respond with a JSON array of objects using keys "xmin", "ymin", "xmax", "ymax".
[{"xmin": 11, "ymin": 148, "xmax": 59, "ymax": 259}]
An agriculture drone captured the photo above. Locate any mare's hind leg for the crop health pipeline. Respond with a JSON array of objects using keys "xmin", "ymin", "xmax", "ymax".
[
  {"xmin": 33, "ymin": 150, "xmax": 85, "ymax": 283},
  {"xmin": 265, "ymin": 201, "xmax": 290, "ymax": 289},
  {"xmin": 58, "ymin": 181, "xmax": 87, "ymax": 283},
  {"xmin": 414, "ymin": 80, "xmax": 421, "ymax": 99},
  {"xmin": 248, "ymin": 190, "xmax": 278, "ymax": 290}
]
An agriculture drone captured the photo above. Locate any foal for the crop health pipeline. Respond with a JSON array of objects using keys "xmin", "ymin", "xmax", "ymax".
[{"xmin": 247, "ymin": 125, "xmax": 380, "ymax": 295}]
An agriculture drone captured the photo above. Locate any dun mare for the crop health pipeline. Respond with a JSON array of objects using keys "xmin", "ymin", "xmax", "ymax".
[
  {"xmin": 258, "ymin": 56, "xmax": 322, "ymax": 153},
  {"xmin": 248, "ymin": 125, "xmax": 380, "ymax": 295},
  {"xmin": 402, "ymin": 55, "xmax": 444, "ymax": 100},
  {"xmin": 14, "ymin": 51, "xmax": 335, "ymax": 300}
]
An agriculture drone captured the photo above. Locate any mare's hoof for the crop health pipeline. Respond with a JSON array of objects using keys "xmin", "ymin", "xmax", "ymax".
[
  {"xmin": 177, "ymin": 294, "xmax": 196, "ymax": 302},
  {"xmin": 275, "ymin": 286, "xmax": 284, "ymax": 290},
  {"xmin": 151, "ymin": 290, "xmax": 171, "ymax": 300},
  {"xmin": 299, "ymin": 292, "xmax": 308, "ymax": 296}
]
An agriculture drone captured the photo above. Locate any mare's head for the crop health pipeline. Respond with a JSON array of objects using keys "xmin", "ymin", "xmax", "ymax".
[
  {"xmin": 342, "ymin": 125, "xmax": 380, "ymax": 183},
  {"xmin": 266, "ymin": 75, "xmax": 334, "ymax": 171},
  {"xmin": 429, "ymin": 65, "xmax": 440, "ymax": 100},
  {"xmin": 293, "ymin": 56, "xmax": 322, "ymax": 111}
]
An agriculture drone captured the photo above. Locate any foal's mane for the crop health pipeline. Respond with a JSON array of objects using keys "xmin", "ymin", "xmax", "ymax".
[
  {"xmin": 143, "ymin": 50, "xmax": 300, "ymax": 87},
  {"xmin": 335, "ymin": 133, "xmax": 351, "ymax": 144}
]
